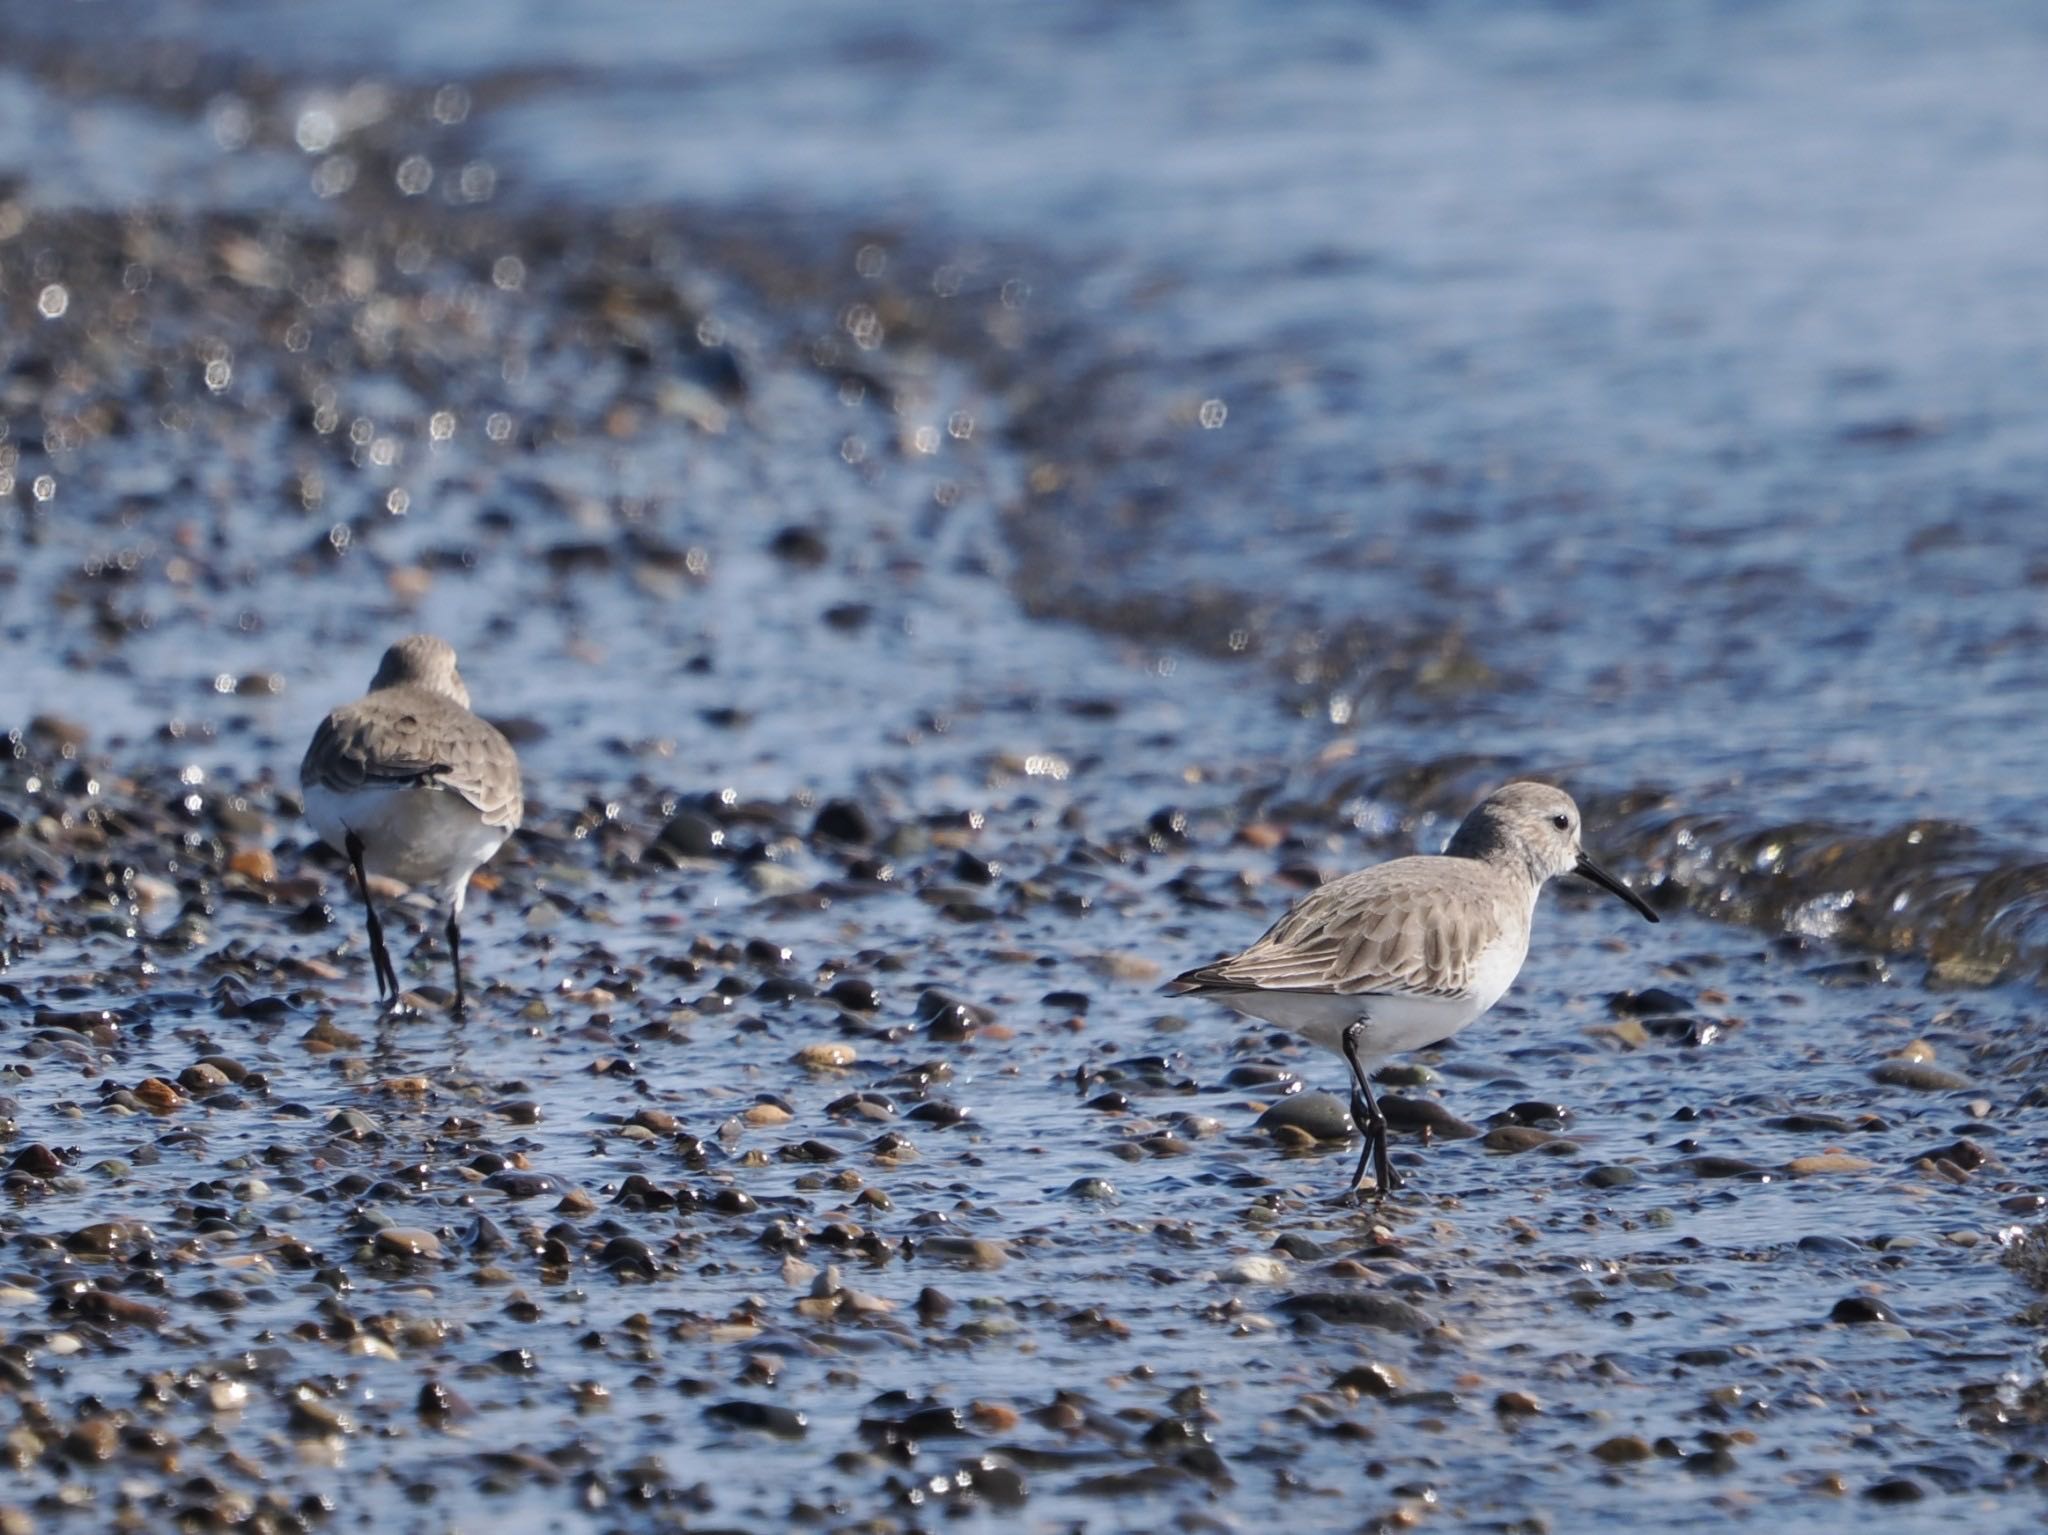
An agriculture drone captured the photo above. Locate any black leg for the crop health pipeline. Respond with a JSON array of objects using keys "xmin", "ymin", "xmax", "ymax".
[
  {"xmin": 1341, "ymin": 1019, "xmax": 1401, "ymax": 1199},
  {"xmin": 345, "ymin": 830, "xmax": 398, "ymax": 1001},
  {"xmin": 446, "ymin": 912, "xmax": 466, "ymax": 1016}
]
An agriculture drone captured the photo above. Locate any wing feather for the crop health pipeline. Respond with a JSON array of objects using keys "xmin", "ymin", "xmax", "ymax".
[
  {"xmin": 301, "ymin": 686, "xmax": 523, "ymax": 831},
  {"xmin": 1169, "ymin": 856, "xmax": 1516, "ymax": 1001}
]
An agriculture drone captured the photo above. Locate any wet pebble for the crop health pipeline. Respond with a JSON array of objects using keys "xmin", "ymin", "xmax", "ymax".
[
  {"xmin": 373, "ymin": 1228, "xmax": 443, "ymax": 1261},
  {"xmin": 705, "ymin": 1399, "xmax": 809, "ymax": 1438},
  {"xmin": 1591, "ymin": 1435, "xmax": 1654, "ymax": 1464},
  {"xmin": 1276, "ymin": 1292, "xmax": 1433, "ymax": 1333},
  {"xmin": 1671, "ymin": 1155, "xmax": 1769, "ymax": 1179},
  {"xmin": 1830, "ymin": 1296, "xmax": 1900, "ymax": 1325},
  {"xmin": 1380, "ymin": 1095, "xmax": 1480, "ymax": 1138},
  {"xmin": 1583, "ymin": 1164, "xmax": 1640, "ymax": 1189},
  {"xmin": 1870, "ymin": 1060, "xmax": 1971, "ymax": 1092},
  {"xmin": 1255, "ymin": 1091, "xmax": 1353, "ymax": 1141}
]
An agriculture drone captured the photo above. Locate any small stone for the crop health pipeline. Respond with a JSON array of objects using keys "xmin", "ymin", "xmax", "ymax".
[
  {"xmin": 178, "ymin": 1062, "xmax": 230, "ymax": 1093},
  {"xmin": 1608, "ymin": 988, "xmax": 1690, "ymax": 1016},
  {"xmin": 374, "ymin": 1228, "xmax": 443, "ymax": 1261},
  {"xmin": 1332, "ymin": 1363, "xmax": 1403, "ymax": 1397},
  {"xmin": 1255, "ymin": 1091, "xmax": 1354, "ymax": 1142},
  {"xmin": 918, "ymin": 1236, "xmax": 1009, "ymax": 1270},
  {"xmin": 742, "ymin": 1102, "xmax": 792, "ymax": 1127},
  {"xmin": 1482, "ymin": 1125, "xmax": 1553, "ymax": 1153},
  {"xmin": 1673, "ymin": 1155, "xmax": 1768, "ymax": 1179},
  {"xmin": 1379, "ymin": 1095, "xmax": 1481, "ymax": 1139},
  {"xmin": 811, "ymin": 799, "xmax": 877, "ymax": 846},
  {"xmin": 1870, "ymin": 1060, "xmax": 1971, "ymax": 1092},
  {"xmin": 1218, "ymin": 1255, "xmax": 1291, "ymax": 1285},
  {"xmin": 794, "ymin": 1042, "xmax": 856, "ymax": 1070},
  {"xmin": 133, "ymin": 1078, "xmax": 185, "ymax": 1113},
  {"xmin": 1276, "ymin": 1293, "xmax": 1432, "ymax": 1333},
  {"xmin": 704, "ymin": 1399, "xmax": 808, "ymax": 1438},
  {"xmin": 1494, "ymin": 1391, "xmax": 1542, "ymax": 1415},
  {"xmin": 1829, "ymin": 1295, "xmax": 1898, "ymax": 1325},
  {"xmin": 1583, "ymin": 1164, "xmax": 1639, "ymax": 1189},
  {"xmin": 969, "ymin": 1400, "xmax": 1020, "ymax": 1433},
  {"xmin": 1785, "ymin": 1154, "xmax": 1873, "ymax": 1177},
  {"xmin": 229, "ymin": 847, "xmax": 278, "ymax": 882},
  {"xmin": 1591, "ymin": 1435, "xmax": 1654, "ymax": 1465}
]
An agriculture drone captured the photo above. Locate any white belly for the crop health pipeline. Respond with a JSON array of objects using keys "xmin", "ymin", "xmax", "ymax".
[
  {"xmin": 304, "ymin": 782, "xmax": 506, "ymax": 909},
  {"xmin": 1208, "ymin": 932, "xmax": 1529, "ymax": 1065}
]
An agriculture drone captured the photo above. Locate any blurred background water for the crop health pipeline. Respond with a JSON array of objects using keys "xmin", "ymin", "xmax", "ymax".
[{"xmin": 11, "ymin": 0, "xmax": 2048, "ymax": 837}]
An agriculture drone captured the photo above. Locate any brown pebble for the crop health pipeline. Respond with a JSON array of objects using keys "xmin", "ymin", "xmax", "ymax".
[
  {"xmin": 301, "ymin": 1018, "xmax": 364, "ymax": 1053},
  {"xmin": 1591, "ymin": 1434, "xmax": 1653, "ymax": 1464},
  {"xmin": 374, "ymin": 1228, "xmax": 444, "ymax": 1261},
  {"xmin": 1332, "ymin": 1363, "xmax": 1403, "ymax": 1397},
  {"xmin": 229, "ymin": 847, "xmax": 278, "ymax": 882},
  {"xmin": 1785, "ymin": 1154, "xmax": 1873, "ymax": 1176},
  {"xmin": 63, "ymin": 1418, "xmax": 118, "ymax": 1463},
  {"xmin": 77, "ymin": 1289, "xmax": 166, "ymax": 1328},
  {"xmin": 970, "ymin": 1400, "xmax": 1020, "ymax": 1432},
  {"xmin": 132, "ymin": 1078, "xmax": 185, "ymax": 1113},
  {"xmin": 743, "ymin": 1102, "xmax": 793, "ymax": 1127},
  {"xmin": 918, "ymin": 1235, "xmax": 1009, "ymax": 1270},
  {"xmin": 1494, "ymin": 1391, "xmax": 1543, "ymax": 1415},
  {"xmin": 795, "ymin": 1042, "xmax": 856, "ymax": 1070},
  {"xmin": 178, "ymin": 1062, "xmax": 230, "ymax": 1093},
  {"xmin": 1482, "ymin": 1125, "xmax": 1553, "ymax": 1153}
]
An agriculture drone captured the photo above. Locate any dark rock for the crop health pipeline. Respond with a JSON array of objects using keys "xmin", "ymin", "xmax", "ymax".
[
  {"xmin": 1671, "ymin": 1155, "xmax": 1769, "ymax": 1179},
  {"xmin": 811, "ymin": 798, "xmax": 878, "ymax": 846},
  {"xmin": 704, "ymin": 1399, "xmax": 808, "ymax": 1437},
  {"xmin": 1380, "ymin": 1095, "xmax": 1480, "ymax": 1139},
  {"xmin": 1765, "ymin": 1113, "xmax": 1855, "ymax": 1133},
  {"xmin": 1496, "ymin": 1100, "xmax": 1572, "ymax": 1127},
  {"xmin": 828, "ymin": 975, "xmax": 879, "ymax": 1011},
  {"xmin": 1224, "ymin": 1062, "xmax": 1297, "ymax": 1090},
  {"xmin": 1830, "ymin": 1295, "xmax": 1899, "ymax": 1325},
  {"xmin": 653, "ymin": 810, "xmax": 725, "ymax": 860},
  {"xmin": 768, "ymin": 525, "xmax": 829, "ymax": 566},
  {"xmin": 1583, "ymin": 1164, "xmax": 1639, "ymax": 1189},
  {"xmin": 1915, "ymin": 1138, "xmax": 1990, "ymax": 1171},
  {"xmin": 1277, "ymin": 1292, "xmax": 1433, "ymax": 1333},
  {"xmin": 1608, "ymin": 987, "xmax": 1690, "ymax": 1016},
  {"xmin": 1871, "ymin": 1060, "xmax": 1971, "ymax": 1092},
  {"xmin": 1255, "ymin": 1091, "xmax": 1354, "ymax": 1142}
]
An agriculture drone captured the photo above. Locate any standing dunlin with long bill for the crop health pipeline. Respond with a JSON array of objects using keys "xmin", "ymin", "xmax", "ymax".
[
  {"xmin": 1168, "ymin": 782, "xmax": 1658, "ymax": 1199},
  {"xmin": 300, "ymin": 634, "xmax": 523, "ymax": 1013}
]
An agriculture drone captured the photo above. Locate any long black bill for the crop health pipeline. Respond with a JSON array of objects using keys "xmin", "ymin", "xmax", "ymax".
[{"xmin": 1573, "ymin": 853, "xmax": 1659, "ymax": 923}]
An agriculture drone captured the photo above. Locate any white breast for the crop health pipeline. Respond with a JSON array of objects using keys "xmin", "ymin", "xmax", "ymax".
[
  {"xmin": 1204, "ymin": 925, "xmax": 1532, "ymax": 1066},
  {"xmin": 304, "ymin": 781, "xmax": 506, "ymax": 910}
]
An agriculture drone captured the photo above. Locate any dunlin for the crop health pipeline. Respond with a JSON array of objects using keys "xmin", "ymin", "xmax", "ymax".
[
  {"xmin": 300, "ymin": 634, "xmax": 522, "ymax": 1012},
  {"xmin": 1168, "ymin": 782, "xmax": 1658, "ymax": 1199}
]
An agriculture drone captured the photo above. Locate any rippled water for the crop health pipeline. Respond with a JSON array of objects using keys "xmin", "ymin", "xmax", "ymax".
[{"xmin": 6, "ymin": 2, "xmax": 2048, "ymax": 1530}]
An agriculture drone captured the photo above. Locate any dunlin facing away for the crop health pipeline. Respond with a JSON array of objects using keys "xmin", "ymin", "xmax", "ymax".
[
  {"xmin": 300, "ymin": 634, "xmax": 522, "ymax": 1012},
  {"xmin": 1168, "ymin": 782, "xmax": 1659, "ymax": 1198}
]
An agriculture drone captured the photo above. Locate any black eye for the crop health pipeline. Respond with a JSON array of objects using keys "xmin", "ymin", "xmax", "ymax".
[{"xmin": 1551, "ymin": 814, "xmax": 1570, "ymax": 831}]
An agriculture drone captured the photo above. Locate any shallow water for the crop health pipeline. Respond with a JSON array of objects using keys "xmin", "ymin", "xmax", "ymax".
[{"xmin": 5, "ymin": 2, "xmax": 2048, "ymax": 1530}]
